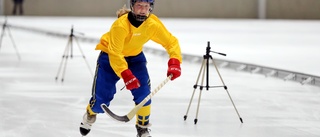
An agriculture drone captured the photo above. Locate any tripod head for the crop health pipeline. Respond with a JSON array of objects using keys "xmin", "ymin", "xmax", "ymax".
[
  {"xmin": 206, "ymin": 41, "xmax": 227, "ymax": 57},
  {"xmin": 69, "ymin": 25, "xmax": 85, "ymax": 37},
  {"xmin": 2, "ymin": 16, "xmax": 8, "ymax": 29}
]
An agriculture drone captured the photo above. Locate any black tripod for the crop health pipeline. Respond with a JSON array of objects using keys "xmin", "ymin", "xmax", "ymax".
[
  {"xmin": 0, "ymin": 17, "xmax": 21, "ymax": 60},
  {"xmin": 55, "ymin": 25, "xmax": 93, "ymax": 82},
  {"xmin": 183, "ymin": 41, "xmax": 243, "ymax": 124}
]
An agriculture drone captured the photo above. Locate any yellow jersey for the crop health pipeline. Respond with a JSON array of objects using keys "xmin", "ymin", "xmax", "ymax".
[{"xmin": 96, "ymin": 13, "xmax": 182, "ymax": 77}]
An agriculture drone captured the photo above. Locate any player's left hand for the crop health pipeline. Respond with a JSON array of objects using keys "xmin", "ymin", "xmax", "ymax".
[{"xmin": 167, "ymin": 58, "xmax": 181, "ymax": 80}]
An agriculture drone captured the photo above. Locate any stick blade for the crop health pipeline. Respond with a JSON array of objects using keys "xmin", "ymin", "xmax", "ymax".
[{"xmin": 101, "ymin": 104, "xmax": 130, "ymax": 122}]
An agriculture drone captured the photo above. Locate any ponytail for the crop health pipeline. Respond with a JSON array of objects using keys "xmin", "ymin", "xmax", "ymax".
[{"xmin": 116, "ymin": 5, "xmax": 131, "ymax": 18}]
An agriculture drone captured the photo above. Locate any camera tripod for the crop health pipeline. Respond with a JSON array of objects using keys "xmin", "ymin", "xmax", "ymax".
[
  {"xmin": 55, "ymin": 25, "xmax": 93, "ymax": 82},
  {"xmin": 183, "ymin": 41, "xmax": 243, "ymax": 124},
  {"xmin": 0, "ymin": 16, "xmax": 21, "ymax": 60}
]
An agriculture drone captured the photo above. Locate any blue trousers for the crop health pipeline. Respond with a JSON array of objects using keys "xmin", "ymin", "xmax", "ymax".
[{"xmin": 89, "ymin": 51, "xmax": 151, "ymax": 113}]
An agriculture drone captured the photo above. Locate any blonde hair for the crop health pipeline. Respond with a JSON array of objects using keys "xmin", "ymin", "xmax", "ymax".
[{"xmin": 116, "ymin": 4, "xmax": 131, "ymax": 18}]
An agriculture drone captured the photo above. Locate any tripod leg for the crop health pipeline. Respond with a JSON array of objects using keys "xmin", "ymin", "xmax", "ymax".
[
  {"xmin": 6, "ymin": 27, "xmax": 21, "ymax": 60},
  {"xmin": 73, "ymin": 37, "xmax": 93, "ymax": 77},
  {"xmin": 55, "ymin": 38, "xmax": 71, "ymax": 81},
  {"xmin": 211, "ymin": 58, "xmax": 243, "ymax": 123},
  {"xmin": 194, "ymin": 59, "xmax": 207, "ymax": 124},
  {"xmin": 60, "ymin": 38, "xmax": 73, "ymax": 82},
  {"xmin": 184, "ymin": 59, "xmax": 206, "ymax": 121}
]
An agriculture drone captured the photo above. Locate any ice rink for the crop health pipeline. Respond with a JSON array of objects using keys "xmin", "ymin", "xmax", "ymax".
[{"xmin": 1, "ymin": 16, "xmax": 320, "ymax": 137}]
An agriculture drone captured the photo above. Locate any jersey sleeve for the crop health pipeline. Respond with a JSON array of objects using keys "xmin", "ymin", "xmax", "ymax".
[{"xmin": 150, "ymin": 15, "xmax": 182, "ymax": 63}]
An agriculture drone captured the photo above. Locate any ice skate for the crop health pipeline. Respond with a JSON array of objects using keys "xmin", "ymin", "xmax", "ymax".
[
  {"xmin": 79, "ymin": 108, "xmax": 96, "ymax": 136},
  {"xmin": 135, "ymin": 124, "xmax": 151, "ymax": 137}
]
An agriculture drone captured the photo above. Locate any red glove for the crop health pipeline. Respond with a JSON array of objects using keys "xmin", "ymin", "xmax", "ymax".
[
  {"xmin": 167, "ymin": 58, "xmax": 181, "ymax": 80},
  {"xmin": 121, "ymin": 69, "xmax": 140, "ymax": 90}
]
